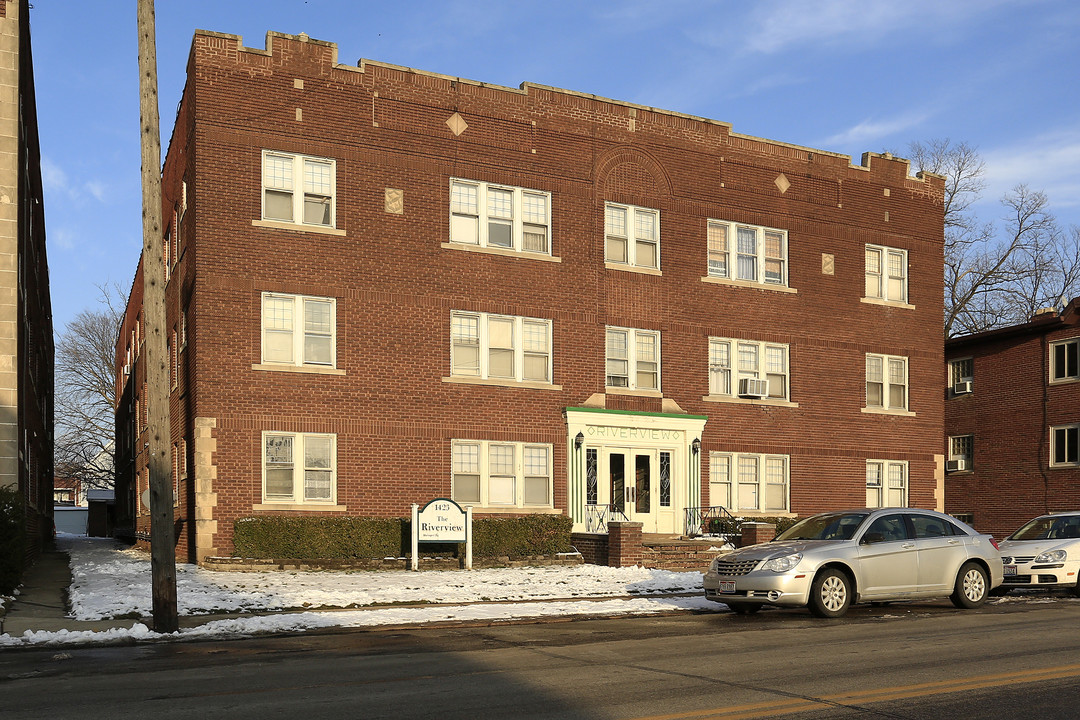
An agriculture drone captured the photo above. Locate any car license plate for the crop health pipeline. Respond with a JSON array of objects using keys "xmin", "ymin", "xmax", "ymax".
[
  {"xmin": 718, "ymin": 581, "xmax": 735, "ymax": 594},
  {"xmin": 1004, "ymin": 565, "xmax": 1017, "ymax": 576}
]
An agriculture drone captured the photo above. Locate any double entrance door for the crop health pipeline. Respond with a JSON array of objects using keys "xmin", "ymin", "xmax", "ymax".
[{"xmin": 601, "ymin": 447, "xmax": 675, "ymax": 533}]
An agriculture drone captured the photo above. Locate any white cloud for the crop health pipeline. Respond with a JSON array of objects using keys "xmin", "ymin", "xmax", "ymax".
[
  {"xmin": 51, "ymin": 227, "xmax": 77, "ymax": 251},
  {"xmin": 981, "ymin": 129, "xmax": 1080, "ymax": 215},
  {"xmin": 84, "ymin": 180, "xmax": 108, "ymax": 203},
  {"xmin": 739, "ymin": 0, "xmax": 1013, "ymax": 54},
  {"xmin": 41, "ymin": 157, "xmax": 69, "ymax": 193},
  {"xmin": 821, "ymin": 112, "xmax": 931, "ymax": 149}
]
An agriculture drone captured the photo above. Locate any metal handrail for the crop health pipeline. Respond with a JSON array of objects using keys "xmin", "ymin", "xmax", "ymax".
[
  {"xmin": 584, "ymin": 504, "xmax": 629, "ymax": 533},
  {"xmin": 684, "ymin": 505, "xmax": 739, "ymax": 537}
]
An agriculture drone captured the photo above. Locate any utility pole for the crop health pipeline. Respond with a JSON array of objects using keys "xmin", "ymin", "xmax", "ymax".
[{"xmin": 137, "ymin": 0, "xmax": 177, "ymax": 633}]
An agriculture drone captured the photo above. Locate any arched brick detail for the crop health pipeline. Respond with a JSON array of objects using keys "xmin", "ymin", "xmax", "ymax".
[{"xmin": 594, "ymin": 146, "xmax": 672, "ymax": 203}]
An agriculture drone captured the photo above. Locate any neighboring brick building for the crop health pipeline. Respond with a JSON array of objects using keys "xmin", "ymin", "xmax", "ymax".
[
  {"xmin": 0, "ymin": 0, "xmax": 54, "ymax": 562},
  {"xmin": 115, "ymin": 30, "xmax": 946, "ymax": 563},
  {"xmin": 945, "ymin": 300, "xmax": 1080, "ymax": 538}
]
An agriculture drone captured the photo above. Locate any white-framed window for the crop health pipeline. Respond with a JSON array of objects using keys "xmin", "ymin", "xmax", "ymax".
[
  {"xmin": 709, "ymin": 337, "xmax": 788, "ymax": 400},
  {"xmin": 709, "ymin": 452, "xmax": 789, "ymax": 512},
  {"xmin": 950, "ymin": 357, "xmax": 973, "ymax": 393},
  {"xmin": 451, "ymin": 440, "xmax": 552, "ymax": 507},
  {"xmin": 261, "ymin": 150, "xmax": 336, "ymax": 227},
  {"xmin": 949, "ymin": 435, "xmax": 973, "ymax": 471},
  {"xmin": 261, "ymin": 293, "xmax": 336, "ymax": 368},
  {"xmin": 606, "ymin": 327, "xmax": 660, "ymax": 391},
  {"xmin": 866, "ymin": 354, "xmax": 908, "ymax": 411},
  {"xmin": 449, "ymin": 179, "xmax": 551, "ymax": 254},
  {"xmin": 262, "ymin": 432, "xmax": 337, "ymax": 504},
  {"xmin": 865, "ymin": 245, "xmax": 908, "ymax": 303},
  {"xmin": 450, "ymin": 312, "xmax": 552, "ymax": 383},
  {"xmin": 170, "ymin": 329, "xmax": 178, "ymax": 389},
  {"xmin": 1051, "ymin": 425, "xmax": 1079, "ymax": 467},
  {"xmin": 1051, "ymin": 339, "xmax": 1079, "ymax": 382},
  {"xmin": 866, "ymin": 460, "xmax": 908, "ymax": 507},
  {"xmin": 706, "ymin": 219, "xmax": 787, "ymax": 286},
  {"xmin": 605, "ymin": 203, "xmax": 660, "ymax": 270}
]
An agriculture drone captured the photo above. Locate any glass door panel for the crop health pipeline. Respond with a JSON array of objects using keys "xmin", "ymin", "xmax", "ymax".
[{"xmin": 635, "ymin": 454, "xmax": 651, "ymax": 514}]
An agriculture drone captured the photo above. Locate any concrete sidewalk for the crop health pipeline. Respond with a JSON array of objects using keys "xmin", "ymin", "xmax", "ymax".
[{"xmin": 0, "ymin": 546, "xmax": 254, "ymax": 637}]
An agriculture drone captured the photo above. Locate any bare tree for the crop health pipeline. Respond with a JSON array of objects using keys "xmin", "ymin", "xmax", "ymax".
[
  {"xmin": 55, "ymin": 284, "xmax": 124, "ymax": 492},
  {"xmin": 906, "ymin": 139, "xmax": 1077, "ymax": 337}
]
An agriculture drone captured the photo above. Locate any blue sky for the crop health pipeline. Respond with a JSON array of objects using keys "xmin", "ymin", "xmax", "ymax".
[{"xmin": 30, "ymin": 0, "xmax": 1080, "ymax": 330}]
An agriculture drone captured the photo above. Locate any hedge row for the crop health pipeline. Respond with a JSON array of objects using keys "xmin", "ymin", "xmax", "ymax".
[
  {"xmin": 0, "ymin": 485, "xmax": 27, "ymax": 594},
  {"xmin": 233, "ymin": 514, "xmax": 574, "ymax": 560},
  {"xmin": 706, "ymin": 515, "xmax": 801, "ymax": 538}
]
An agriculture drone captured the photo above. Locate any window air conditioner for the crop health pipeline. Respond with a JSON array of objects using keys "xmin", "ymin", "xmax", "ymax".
[
  {"xmin": 738, "ymin": 377, "xmax": 769, "ymax": 398},
  {"xmin": 946, "ymin": 459, "xmax": 967, "ymax": 472},
  {"xmin": 123, "ymin": 363, "xmax": 131, "ymax": 376},
  {"xmin": 953, "ymin": 380, "xmax": 972, "ymax": 394}
]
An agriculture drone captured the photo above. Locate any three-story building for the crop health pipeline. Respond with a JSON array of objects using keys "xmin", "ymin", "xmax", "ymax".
[{"xmin": 115, "ymin": 30, "xmax": 946, "ymax": 563}]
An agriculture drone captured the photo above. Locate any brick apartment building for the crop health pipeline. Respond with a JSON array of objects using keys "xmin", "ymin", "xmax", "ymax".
[
  {"xmin": 0, "ymin": 0, "xmax": 54, "ymax": 562},
  {"xmin": 115, "ymin": 30, "xmax": 946, "ymax": 563},
  {"xmin": 945, "ymin": 300, "xmax": 1080, "ymax": 538}
]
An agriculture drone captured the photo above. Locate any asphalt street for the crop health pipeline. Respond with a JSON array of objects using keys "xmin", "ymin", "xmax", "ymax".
[{"xmin": 3, "ymin": 595, "xmax": 1080, "ymax": 719}]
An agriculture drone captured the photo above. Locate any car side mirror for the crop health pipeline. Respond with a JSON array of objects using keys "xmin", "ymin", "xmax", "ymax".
[{"xmin": 861, "ymin": 532, "xmax": 885, "ymax": 545}]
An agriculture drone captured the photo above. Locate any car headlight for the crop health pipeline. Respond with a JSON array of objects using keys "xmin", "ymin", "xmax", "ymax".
[
  {"xmin": 761, "ymin": 553, "xmax": 802, "ymax": 573},
  {"xmin": 1035, "ymin": 549, "xmax": 1067, "ymax": 563}
]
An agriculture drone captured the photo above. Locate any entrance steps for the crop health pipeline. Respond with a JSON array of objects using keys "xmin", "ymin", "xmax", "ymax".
[{"xmin": 639, "ymin": 534, "xmax": 727, "ymax": 571}]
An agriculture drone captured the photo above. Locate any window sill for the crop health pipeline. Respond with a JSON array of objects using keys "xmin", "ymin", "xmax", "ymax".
[
  {"xmin": 441, "ymin": 242, "xmax": 561, "ymax": 263},
  {"xmin": 251, "ymin": 219, "xmax": 346, "ymax": 236},
  {"xmin": 253, "ymin": 503, "xmax": 346, "ymax": 512},
  {"xmin": 605, "ymin": 387, "xmax": 663, "ymax": 398},
  {"xmin": 1050, "ymin": 464, "xmax": 1080, "ymax": 470},
  {"xmin": 946, "ymin": 470, "xmax": 974, "ymax": 476},
  {"xmin": 1049, "ymin": 377, "xmax": 1080, "ymax": 386},
  {"xmin": 861, "ymin": 407, "xmax": 916, "ymax": 417},
  {"xmin": 457, "ymin": 506, "xmax": 562, "ymax": 515},
  {"xmin": 701, "ymin": 395, "xmax": 799, "ymax": 408},
  {"xmin": 252, "ymin": 363, "xmax": 346, "ymax": 376},
  {"xmin": 948, "ymin": 391, "xmax": 973, "ymax": 399},
  {"xmin": 443, "ymin": 376, "xmax": 563, "ymax": 391},
  {"xmin": 605, "ymin": 262, "xmax": 662, "ymax": 277},
  {"xmin": 701, "ymin": 276, "xmax": 796, "ymax": 294},
  {"xmin": 861, "ymin": 297, "xmax": 915, "ymax": 310}
]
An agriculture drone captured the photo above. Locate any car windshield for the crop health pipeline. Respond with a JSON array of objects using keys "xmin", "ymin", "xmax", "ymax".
[
  {"xmin": 775, "ymin": 512, "xmax": 869, "ymax": 541},
  {"xmin": 1009, "ymin": 516, "xmax": 1080, "ymax": 541}
]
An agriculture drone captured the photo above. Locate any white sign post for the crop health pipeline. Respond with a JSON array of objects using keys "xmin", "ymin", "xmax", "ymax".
[{"xmin": 411, "ymin": 498, "xmax": 473, "ymax": 571}]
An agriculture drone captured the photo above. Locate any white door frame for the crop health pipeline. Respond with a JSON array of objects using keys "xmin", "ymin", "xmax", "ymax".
[{"xmin": 565, "ymin": 408, "xmax": 707, "ymax": 534}]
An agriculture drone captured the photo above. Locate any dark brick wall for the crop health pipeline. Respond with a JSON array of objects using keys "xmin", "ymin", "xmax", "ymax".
[
  {"xmin": 945, "ymin": 306, "xmax": 1080, "ymax": 538},
  {"xmin": 118, "ymin": 30, "xmax": 946, "ymax": 559}
]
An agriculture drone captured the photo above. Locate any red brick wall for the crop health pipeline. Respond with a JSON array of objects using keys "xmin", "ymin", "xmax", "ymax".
[
  {"xmin": 946, "ymin": 308, "xmax": 1080, "ymax": 538},
  {"xmin": 121, "ymin": 30, "xmax": 946, "ymax": 558}
]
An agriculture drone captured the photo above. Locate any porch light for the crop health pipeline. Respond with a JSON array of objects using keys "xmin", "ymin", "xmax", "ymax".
[
  {"xmin": 574, "ymin": 431, "xmax": 585, "ymax": 449},
  {"xmin": 691, "ymin": 437, "xmax": 701, "ymax": 455}
]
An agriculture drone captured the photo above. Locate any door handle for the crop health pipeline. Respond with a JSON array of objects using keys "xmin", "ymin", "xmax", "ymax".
[
  {"xmin": 626, "ymin": 486, "xmax": 633, "ymax": 504},
  {"xmin": 901, "ymin": 542, "xmax": 915, "ymax": 549},
  {"xmin": 947, "ymin": 539, "xmax": 961, "ymax": 545}
]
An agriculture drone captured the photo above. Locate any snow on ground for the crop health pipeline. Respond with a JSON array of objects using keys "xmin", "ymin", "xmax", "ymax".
[
  {"xmin": 3, "ymin": 596, "xmax": 720, "ymax": 648},
  {"xmin": 0, "ymin": 535, "xmax": 714, "ymax": 647},
  {"xmin": 62, "ymin": 536, "xmax": 705, "ymax": 620}
]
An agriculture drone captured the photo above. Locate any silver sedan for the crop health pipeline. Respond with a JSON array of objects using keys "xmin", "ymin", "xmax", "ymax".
[{"xmin": 703, "ymin": 508, "xmax": 1003, "ymax": 617}]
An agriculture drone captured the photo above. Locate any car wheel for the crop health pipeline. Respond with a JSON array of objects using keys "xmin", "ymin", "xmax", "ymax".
[
  {"xmin": 808, "ymin": 568, "xmax": 851, "ymax": 618},
  {"xmin": 726, "ymin": 602, "xmax": 761, "ymax": 615},
  {"xmin": 950, "ymin": 562, "xmax": 989, "ymax": 608},
  {"xmin": 1074, "ymin": 577, "xmax": 1080, "ymax": 599}
]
